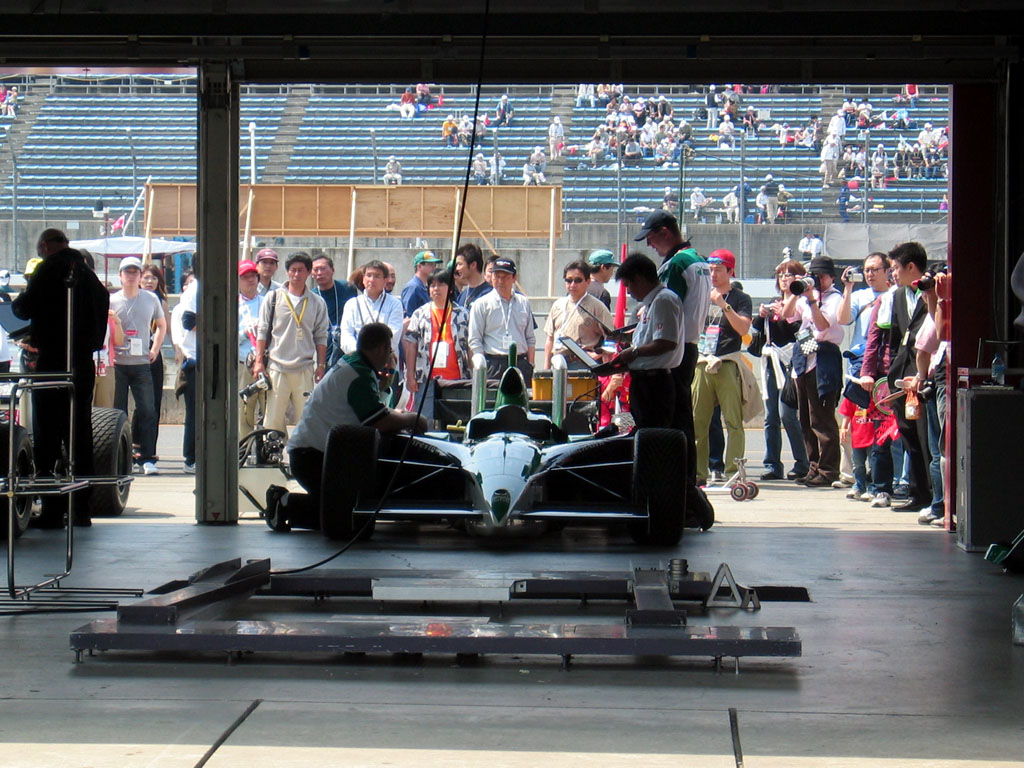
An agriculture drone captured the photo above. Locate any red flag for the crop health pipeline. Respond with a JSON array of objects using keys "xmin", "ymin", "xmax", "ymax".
[
  {"xmin": 614, "ymin": 242, "xmax": 628, "ymax": 328},
  {"xmin": 111, "ymin": 215, "xmax": 125, "ymax": 232}
]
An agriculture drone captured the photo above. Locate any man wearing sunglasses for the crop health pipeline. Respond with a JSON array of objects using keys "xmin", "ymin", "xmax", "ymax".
[{"xmin": 543, "ymin": 260, "xmax": 613, "ymax": 370}]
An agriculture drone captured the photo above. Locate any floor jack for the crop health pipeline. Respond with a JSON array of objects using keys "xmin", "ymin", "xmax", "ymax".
[{"xmin": 702, "ymin": 457, "xmax": 759, "ymax": 502}]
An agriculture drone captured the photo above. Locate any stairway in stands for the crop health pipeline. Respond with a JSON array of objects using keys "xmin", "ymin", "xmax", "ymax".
[
  {"xmin": 260, "ymin": 86, "xmax": 311, "ymax": 184},
  {"xmin": 0, "ymin": 95, "xmax": 44, "ymax": 197},
  {"xmin": 542, "ymin": 84, "xmax": 577, "ymax": 187}
]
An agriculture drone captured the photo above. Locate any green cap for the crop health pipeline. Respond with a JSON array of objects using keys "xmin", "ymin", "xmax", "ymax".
[
  {"xmin": 588, "ymin": 249, "xmax": 619, "ymax": 267},
  {"xmin": 414, "ymin": 250, "xmax": 443, "ymax": 266}
]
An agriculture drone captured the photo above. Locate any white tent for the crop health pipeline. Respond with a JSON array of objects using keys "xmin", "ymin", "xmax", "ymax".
[{"xmin": 69, "ymin": 236, "xmax": 197, "ymax": 256}]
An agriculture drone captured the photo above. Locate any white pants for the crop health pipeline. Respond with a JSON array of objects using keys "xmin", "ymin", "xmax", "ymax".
[
  {"xmin": 238, "ymin": 364, "xmax": 266, "ymax": 437},
  {"xmin": 264, "ymin": 366, "xmax": 314, "ymax": 435}
]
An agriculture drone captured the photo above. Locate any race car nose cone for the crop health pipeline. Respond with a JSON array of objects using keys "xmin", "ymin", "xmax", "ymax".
[{"xmin": 490, "ymin": 489, "xmax": 512, "ymax": 523}]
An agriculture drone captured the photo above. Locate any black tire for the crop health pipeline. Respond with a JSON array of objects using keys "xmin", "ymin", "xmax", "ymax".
[
  {"xmin": 629, "ymin": 428, "xmax": 686, "ymax": 546},
  {"xmin": 320, "ymin": 425, "xmax": 378, "ymax": 540},
  {"xmin": 88, "ymin": 407, "xmax": 132, "ymax": 517},
  {"xmin": 687, "ymin": 485, "xmax": 716, "ymax": 531},
  {"xmin": 0, "ymin": 425, "xmax": 35, "ymax": 540}
]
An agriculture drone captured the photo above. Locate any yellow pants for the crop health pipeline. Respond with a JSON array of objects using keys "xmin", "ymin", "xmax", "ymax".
[{"xmin": 263, "ymin": 366, "xmax": 313, "ymax": 436}]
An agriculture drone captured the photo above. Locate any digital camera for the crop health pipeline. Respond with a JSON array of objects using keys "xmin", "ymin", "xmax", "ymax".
[{"xmin": 240, "ymin": 371, "xmax": 272, "ymax": 402}]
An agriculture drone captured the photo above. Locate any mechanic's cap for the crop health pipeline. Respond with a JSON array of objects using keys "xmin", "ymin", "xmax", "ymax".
[
  {"xmin": 255, "ymin": 248, "xmax": 278, "ymax": 263},
  {"xmin": 808, "ymin": 255, "xmax": 836, "ymax": 277},
  {"xmin": 238, "ymin": 259, "xmax": 258, "ymax": 277},
  {"xmin": 23, "ymin": 259, "xmax": 42, "ymax": 277},
  {"xmin": 707, "ymin": 249, "xmax": 736, "ymax": 272},
  {"xmin": 588, "ymin": 249, "xmax": 619, "ymax": 267},
  {"xmin": 491, "ymin": 258, "xmax": 517, "ymax": 275},
  {"xmin": 414, "ymin": 250, "xmax": 442, "ymax": 266},
  {"xmin": 119, "ymin": 256, "xmax": 143, "ymax": 272},
  {"xmin": 633, "ymin": 209, "xmax": 676, "ymax": 241}
]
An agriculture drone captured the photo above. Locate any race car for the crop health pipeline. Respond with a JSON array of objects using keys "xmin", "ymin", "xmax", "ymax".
[{"xmin": 275, "ymin": 361, "xmax": 714, "ymax": 546}]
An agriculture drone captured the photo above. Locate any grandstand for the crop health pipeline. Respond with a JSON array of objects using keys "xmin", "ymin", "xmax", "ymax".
[{"xmin": 0, "ymin": 77, "xmax": 949, "ymax": 232}]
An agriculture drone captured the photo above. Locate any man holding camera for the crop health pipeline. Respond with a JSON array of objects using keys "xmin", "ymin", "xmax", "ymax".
[
  {"xmin": 782, "ymin": 255, "xmax": 844, "ymax": 487},
  {"xmin": 237, "ymin": 259, "xmax": 265, "ymax": 436}
]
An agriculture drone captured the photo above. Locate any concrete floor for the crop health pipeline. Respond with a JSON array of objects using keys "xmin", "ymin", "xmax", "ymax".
[{"xmin": 2, "ymin": 427, "xmax": 1023, "ymax": 768}]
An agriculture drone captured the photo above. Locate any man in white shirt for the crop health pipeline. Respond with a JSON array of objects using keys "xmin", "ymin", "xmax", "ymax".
[
  {"xmin": 468, "ymin": 257, "xmax": 536, "ymax": 385},
  {"xmin": 253, "ymin": 252, "xmax": 330, "ymax": 435},
  {"xmin": 605, "ymin": 253, "xmax": 684, "ymax": 429},
  {"xmin": 782, "ymin": 255, "xmax": 845, "ymax": 487},
  {"xmin": 339, "ymin": 259, "xmax": 404, "ymax": 360}
]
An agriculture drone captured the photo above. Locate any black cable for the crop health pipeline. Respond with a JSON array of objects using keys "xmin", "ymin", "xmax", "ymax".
[{"xmin": 271, "ymin": 0, "xmax": 491, "ymax": 577}]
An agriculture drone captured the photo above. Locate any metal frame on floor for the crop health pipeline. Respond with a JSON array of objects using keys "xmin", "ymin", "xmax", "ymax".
[{"xmin": 70, "ymin": 557, "xmax": 802, "ymax": 669}]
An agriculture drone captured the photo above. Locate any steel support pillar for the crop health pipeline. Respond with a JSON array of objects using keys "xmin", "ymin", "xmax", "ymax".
[{"xmin": 195, "ymin": 61, "xmax": 240, "ymax": 523}]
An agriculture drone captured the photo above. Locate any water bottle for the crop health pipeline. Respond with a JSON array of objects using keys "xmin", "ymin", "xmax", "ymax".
[{"xmin": 992, "ymin": 352, "xmax": 1006, "ymax": 386}]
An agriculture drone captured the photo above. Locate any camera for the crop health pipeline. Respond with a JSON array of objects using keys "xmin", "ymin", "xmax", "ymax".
[
  {"xmin": 240, "ymin": 371, "xmax": 272, "ymax": 402},
  {"xmin": 845, "ymin": 267, "xmax": 864, "ymax": 283},
  {"xmin": 789, "ymin": 275, "xmax": 819, "ymax": 295},
  {"xmin": 913, "ymin": 265, "xmax": 948, "ymax": 292}
]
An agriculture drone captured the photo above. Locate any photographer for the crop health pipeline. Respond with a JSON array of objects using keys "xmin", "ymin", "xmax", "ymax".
[
  {"xmin": 837, "ymin": 253, "xmax": 894, "ymax": 503},
  {"xmin": 781, "ymin": 255, "xmax": 844, "ymax": 487}
]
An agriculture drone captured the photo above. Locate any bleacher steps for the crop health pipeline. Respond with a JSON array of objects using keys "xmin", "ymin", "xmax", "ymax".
[{"xmin": 261, "ymin": 87, "xmax": 311, "ymax": 184}]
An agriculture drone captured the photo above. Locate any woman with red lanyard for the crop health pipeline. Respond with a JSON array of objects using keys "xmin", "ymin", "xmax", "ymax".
[{"xmin": 402, "ymin": 269, "xmax": 470, "ymax": 423}]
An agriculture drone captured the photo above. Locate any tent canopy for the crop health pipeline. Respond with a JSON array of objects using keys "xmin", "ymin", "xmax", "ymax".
[{"xmin": 69, "ymin": 236, "xmax": 197, "ymax": 256}]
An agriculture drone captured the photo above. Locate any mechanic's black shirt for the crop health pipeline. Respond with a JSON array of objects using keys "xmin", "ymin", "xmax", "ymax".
[{"xmin": 703, "ymin": 288, "xmax": 752, "ymax": 357}]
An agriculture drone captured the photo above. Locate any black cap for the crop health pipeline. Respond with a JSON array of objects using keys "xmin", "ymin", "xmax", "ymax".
[
  {"xmin": 808, "ymin": 255, "xmax": 836, "ymax": 277},
  {"xmin": 634, "ymin": 210, "xmax": 677, "ymax": 241},
  {"xmin": 491, "ymin": 258, "xmax": 517, "ymax": 275}
]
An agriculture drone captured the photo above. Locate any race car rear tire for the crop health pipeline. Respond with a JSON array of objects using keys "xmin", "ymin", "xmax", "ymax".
[
  {"xmin": 0, "ymin": 425, "xmax": 35, "ymax": 539},
  {"xmin": 320, "ymin": 425, "xmax": 378, "ymax": 541},
  {"xmin": 629, "ymin": 428, "xmax": 686, "ymax": 546},
  {"xmin": 88, "ymin": 407, "xmax": 132, "ymax": 517}
]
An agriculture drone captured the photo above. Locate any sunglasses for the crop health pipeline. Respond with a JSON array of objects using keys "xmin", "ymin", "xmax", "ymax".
[{"xmin": 564, "ymin": 277, "xmax": 585, "ymax": 284}]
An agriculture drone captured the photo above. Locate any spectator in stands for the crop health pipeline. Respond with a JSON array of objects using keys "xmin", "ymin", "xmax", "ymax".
[
  {"xmin": 733, "ymin": 177, "xmax": 753, "ymax": 222},
  {"xmin": 311, "ymin": 253, "xmax": 358, "ymax": 367},
  {"xmin": 454, "ymin": 243, "xmax": 493, "ymax": 308},
  {"xmin": 586, "ymin": 249, "xmax": 618, "ymax": 310},
  {"xmin": 842, "ymin": 97, "xmax": 857, "ymax": 127},
  {"xmin": 924, "ymin": 144, "xmax": 941, "ymax": 179},
  {"xmin": 548, "ymin": 116, "xmax": 564, "ymax": 159},
  {"xmin": 457, "ymin": 115, "xmax": 474, "ymax": 147},
  {"xmin": 690, "ymin": 187, "xmax": 712, "ymax": 223},
  {"xmin": 403, "ymin": 269, "xmax": 470, "ymax": 422},
  {"xmin": 677, "ymin": 117, "xmax": 695, "ymax": 156},
  {"xmin": 468, "ymin": 257, "xmax": 536, "ymax": 385},
  {"xmin": 777, "ymin": 184, "xmax": 792, "ymax": 220},
  {"xmin": 753, "ymin": 259, "xmax": 810, "ymax": 481},
  {"xmin": 489, "ymin": 152, "xmax": 506, "ymax": 185},
  {"xmin": 3, "ymin": 86, "xmax": 19, "ymax": 117},
  {"xmin": 662, "ymin": 186, "xmax": 679, "ymax": 215},
  {"xmin": 717, "ymin": 114, "xmax": 736, "ymax": 150},
  {"xmin": 474, "ymin": 116, "xmax": 488, "ymax": 146},
  {"xmin": 903, "ymin": 83, "xmax": 919, "ymax": 108},
  {"xmin": 754, "ymin": 187, "xmax": 768, "ymax": 224},
  {"xmin": 763, "ymin": 174, "xmax": 780, "ymax": 224},
  {"xmin": 821, "ymin": 134, "xmax": 840, "ymax": 188},
  {"xmin": 576, "ymin": 83, "xmax": 595, "ymax": 109},
  {"xmin": 722, "ymin": 189, "xmax": 739, "ymax": 224},
  {"xmin": 639, "ymin": 121, "xmax": 657, "ymax": 158},
  {"xmin": 838, "ymin": 182, "xmax": 860, "ymax": 222},
  {"xmin": 782, "ymin": 255, "xmax": 844, "ymax": 487},
  {"xmin": 853, "ymin": 145, "xmax": 867, "ymax": 177},
  {"xmin": 255, "ymin": 248, "xmax": 281, "ymax": 296},
  {"xmin": 544, "ymin": 261, "xmax": 614, "ymax": 370},
  {"xmin": 383, "ymin": 156, "xmax": 403, "ymax": 185},
  {"xmin": 586, "ymin": 135, "xmax": 607, "ymax": 166},
  {"xmin": 237, "ymin": 259, "xmax": 266, "ymax": 436},
  {"xmin": 691, "ymin": 250, "xmax": 756, "ymax": 486},
  {"xmin": 655, "ymin": 94, "xmax": 673, "ymax": 121},
  {"xmin": 339, "ymin": 260, "xmax": 404, "ymax": 363},
  {"xmin": 856, "ymin": 98, "xmax": 873, "ymax": 128},
  {"xmin": 775, "ymin": 122, "xmax": 793, "ymax": 147},
  {"xmin": 472, "ymin": 153, "xmax": 489, "ymax": 185},
  {"xmin": 705, "ymin": 84, "xmax": 722, "ymax": 130},
  {"xmin": 415, "ymin": 83, "xmax": 433, "ymax": 106},
  {"xmin": 441, "ymin": 114, "xmax": 458, "ymax": 147},
  {"xmin": 893, "ymin": 142, "xmax": 910, "ymax": 180},
  {"xmin": 909, "ymin": 143, "xmax": 925, "ymax": 179},
  {"xmin": 401, "ymin": 250, "xmax": 443, "ymax": 318},
  {"xmin": 623, "ymin": 136, "xmax": 643, "ymax": 163},
  {"xmin": 870, "ymin": 144, "xmax": 888, "ymax": 189},
  {"xmin": 742, "ymin": 106, "xmax": 761, "ymax": 136},
  {"xmin": 496, "ymin": 94, "xmax": 514, "ymax": 127},
  {"xmin": 253, "ymin": 252, "xmax": 329, "ymax": 436},
  {"xmin": 654, "ymin": 137, "xmax": 674, "ymax": 164},
  {"xmin": 827, "ymin": 108, "xmax": 846, "ymax": 147},
  {"xmin": 529, "ymin": 145, "xmax": 547, "ymax": 178},
  {"xmin": 399, "ymin": 87, "xmax": 416, "ymax": 119}
]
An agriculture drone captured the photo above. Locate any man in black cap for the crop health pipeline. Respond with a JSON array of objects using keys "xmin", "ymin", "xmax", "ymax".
[
  {"xmin": 635, "ymin": 210, "xmax": 711, "ymax": 486},
  {"xmin": 467, "ymin": 257, "xmax": 536, "ymax": 385},
  {"xmin": 781, "ymin": 254, "xmax": 845, "ymax": 487}
]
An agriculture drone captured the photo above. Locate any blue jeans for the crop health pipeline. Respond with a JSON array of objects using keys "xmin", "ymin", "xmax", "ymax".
[
  {"xmin": 891, "ymin": 438, "xmax": 909, "ymax": 486},
  {"xmin": 708, "ymin": 406, "xmax": 725, "ymax": 473},
  {"xmin": 869, "ymin": 438, "xmax": 894, "ymax": 494},
  {"xmin": 115, "ymin": 363, "xmax": 157, "ymax": 463},
  {"xmin": 762, "ymin": 363, "xmax": 809, "ymax": 475},
  {"xmin": 926, "ymin": 395, "xmax": 944, "ymax": 511}
]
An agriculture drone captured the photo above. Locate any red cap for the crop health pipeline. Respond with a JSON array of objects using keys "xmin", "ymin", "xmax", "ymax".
[
  {"xmin": 238, "ymin": 259, "xmax": 258, "ymax": 277},
  {"xmin": 707, "ymin": 249, "xmax": 736, "ymax": 272},
  {"xmin": 255, "ymin": 248, "xmax": 279, "ymax": 263}
]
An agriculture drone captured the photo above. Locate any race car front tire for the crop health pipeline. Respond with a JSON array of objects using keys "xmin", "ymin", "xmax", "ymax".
[
  {"xmin": 320, "ymin": 424, "xmax": 378, "ymax": 541},
  {"xmin": 629, "ymin": 428, "xmax": 686, "ymax": 546},
  {"xmin": 0, "ymin": 425, "xmax": 35, "ymax": 539}
]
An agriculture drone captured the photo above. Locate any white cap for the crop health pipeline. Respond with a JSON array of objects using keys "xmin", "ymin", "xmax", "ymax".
[
  {"xmin": 119, "ymin": 256, "xmax": 143, "ymax": 272},
  {"xmin": 553, "ymin": 116, "xmax": 561, "ymax": 123},
  {"xmin": 765, "ymin": 174, "xmax": 773, "ymax": 181}
]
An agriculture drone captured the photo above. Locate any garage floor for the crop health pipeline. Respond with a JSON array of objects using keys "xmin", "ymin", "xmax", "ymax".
[{"xmin": 2, "ymin": 427, "xmax": 1023, "ymax": 768}]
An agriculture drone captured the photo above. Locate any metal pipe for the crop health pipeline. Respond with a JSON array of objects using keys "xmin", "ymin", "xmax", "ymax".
[
  {"xmin": 550, "ymin": 354, "xmax": 568, "ymax": 428},
  {"xmin": 370, "ymin": 128, "xmax": 378, "ymax": 184},
  {"xmin": 471, "ymin": 353, "xmax": 488, "ymax": 417},
  {"xmin": 125, "ymin": 126, "xmax": 138, "ymax": 236},
  {"xmin": 8, "ymin": 135, "xmax": 19, "ymax": 272},
  {"xmin": 248, "ymin": 121, "xmax": 257, "ymax": 185}
]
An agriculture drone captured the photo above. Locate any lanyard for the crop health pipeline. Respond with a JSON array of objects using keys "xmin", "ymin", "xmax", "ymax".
[
  {"xmin": 282, "ymin": 291, "xmax": 308, "ymax": 329},
  {"xmin": 314, "ymin": 284, "xmax": 341, "ymax": 323},
  {"xmin": 358, "ymin": 291, "xmax": 385, "ymax": 325},
  {"xmin": 499, "ymin": 296, "xmax": 515, "ymax": 337}
]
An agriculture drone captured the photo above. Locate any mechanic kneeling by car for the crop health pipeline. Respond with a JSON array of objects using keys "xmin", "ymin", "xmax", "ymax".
[{"xmin": 268, "ymin": 322, "xmax": 427, "ymax": 531}]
